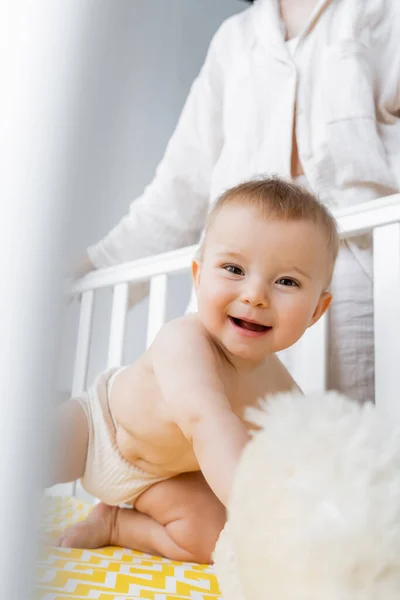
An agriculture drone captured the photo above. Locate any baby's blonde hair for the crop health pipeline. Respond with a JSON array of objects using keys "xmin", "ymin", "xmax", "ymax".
[{"xmin": 204, "ymin": 176, "xmax": 339, "ymax": 274}]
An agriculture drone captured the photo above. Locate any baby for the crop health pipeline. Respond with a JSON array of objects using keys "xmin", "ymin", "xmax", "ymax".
[{"xmin": 52, "ymin": 176, "xmax": 339, "ymax": 563}]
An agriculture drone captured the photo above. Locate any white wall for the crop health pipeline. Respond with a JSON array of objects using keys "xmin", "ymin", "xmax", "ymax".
[{"xmin": 58, "ymin": 0, "xmax": 247, "ymax": 391}]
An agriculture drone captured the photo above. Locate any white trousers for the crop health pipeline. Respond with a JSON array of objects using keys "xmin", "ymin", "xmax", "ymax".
[{"xmin": 327, "ymin": 240, "xmax": 374, "ymax": 403}]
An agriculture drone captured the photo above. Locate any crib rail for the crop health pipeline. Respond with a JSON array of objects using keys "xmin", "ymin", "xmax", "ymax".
[{"xmin": 68, "ymin": 193, "xmax": 400, "ymax": 416}]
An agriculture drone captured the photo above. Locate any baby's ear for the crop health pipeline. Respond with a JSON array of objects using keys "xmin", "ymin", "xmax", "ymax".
[
  {"xmin": 191, "ymin": 259, "xmax": 201, "ymax": 292},
  {"xmin": 309, "ymin": 292, "xmax": 332, "ymax": 327}
]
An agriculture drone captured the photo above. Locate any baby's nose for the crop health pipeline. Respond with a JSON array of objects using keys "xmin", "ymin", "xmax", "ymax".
[{"xmin": 242, "ymin": 281, "xmax": 269, "ymax": 308}]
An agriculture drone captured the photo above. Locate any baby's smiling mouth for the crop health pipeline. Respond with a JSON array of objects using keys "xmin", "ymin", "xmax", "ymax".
[{"xmin": 228, "ymin": 316, "xmax": 271, "ymax": 333}]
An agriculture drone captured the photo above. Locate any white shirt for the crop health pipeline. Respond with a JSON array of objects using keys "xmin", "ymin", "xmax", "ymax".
[{"xmin": 88, "ymin": 0, "xmax": 400, "ymax": 305}]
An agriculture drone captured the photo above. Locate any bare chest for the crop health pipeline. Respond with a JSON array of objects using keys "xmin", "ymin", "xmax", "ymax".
[
  {"xmin": 222, "ymin": 375, "xmax": 267, "ymax": 422},
  {"xmin": 279, "ymin": 0, "xmax": 319, "ymax": 40},
  {"xmin": 220, "ymin": 360, "xmax": 296, "ymax": 423}
]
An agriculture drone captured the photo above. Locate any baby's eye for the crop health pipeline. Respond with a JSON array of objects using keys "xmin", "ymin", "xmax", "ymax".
[
  {"xmin": 276, "ymin": 277, "xmax": 299, "ymax": 287},
  {"xmin": 224, "ymin": 264, "xmax": 244, "ymax": 276}
]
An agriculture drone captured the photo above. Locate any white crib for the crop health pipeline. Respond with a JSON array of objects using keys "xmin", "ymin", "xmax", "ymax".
[{"xmin": 54, "ymin": 193, "xmax": 400, "ymax": 500}]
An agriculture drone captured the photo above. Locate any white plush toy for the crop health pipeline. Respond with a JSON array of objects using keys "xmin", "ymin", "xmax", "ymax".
[{"xmin": 214, "ymin": 392, "xmax": 400, "ymax": 600}]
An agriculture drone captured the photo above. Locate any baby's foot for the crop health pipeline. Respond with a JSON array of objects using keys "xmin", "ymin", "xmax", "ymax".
[{"xmin": 57, "ymin": 502, "xmax": 117, "ymax": 549}]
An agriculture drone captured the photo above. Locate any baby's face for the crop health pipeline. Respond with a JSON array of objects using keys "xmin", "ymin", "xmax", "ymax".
[{"xmin": 193, "ymin": 204, "xmax": 332, "ymax": 365}]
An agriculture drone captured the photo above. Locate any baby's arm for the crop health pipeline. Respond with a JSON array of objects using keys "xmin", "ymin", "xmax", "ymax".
[{"xmin": 152, "ymin": 317, "xmax": 249, "ymax": 507}]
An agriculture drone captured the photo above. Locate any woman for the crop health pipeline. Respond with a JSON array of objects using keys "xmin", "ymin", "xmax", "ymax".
[{"xmin": 77, "ymin": 0, "xmax": 400, "ymax": 404}]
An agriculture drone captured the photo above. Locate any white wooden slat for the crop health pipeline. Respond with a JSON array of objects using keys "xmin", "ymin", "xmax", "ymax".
[
  {"xmin": 301, "ymin": 314, "xmax": 327, "ymax": 393},
  {"xmin": 287, "ymin": 314, "xmax": 327, "ymax": 393},
  {"xmin": 69, "ymin": 290, "xmax": 94, "ymax": 498},
  {"xmin": 47, "ymin": 292, "xmax": 95, "ymax": 500},
  {"xmin": 107, "ymin": 283, "xmax": 128, "ymax": 368},
  {"xmin": 72, "ymin": 290, "xmax": 94, "ymax": 396},
  {"xmin": 373, "ymin": 223, "xmax": 400, "ymax": 420},
  {"xmin": 146, "ymin": 274, "xmax": 167, "ymax": 348}
]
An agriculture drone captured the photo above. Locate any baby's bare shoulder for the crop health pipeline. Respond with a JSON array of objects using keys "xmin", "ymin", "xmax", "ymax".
[
  {"xmin": 261, "ymin": 354, "xmax": 300, "ymax": 394},
  {"xmin": 152, "ymin": 314, "xmax": 211, "ymax": 350}
]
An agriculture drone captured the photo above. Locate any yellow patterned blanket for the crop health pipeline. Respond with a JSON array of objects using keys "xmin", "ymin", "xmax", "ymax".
[{"xmin": 36, "ymin": 496, "xmax": 222, "ymax": 599}]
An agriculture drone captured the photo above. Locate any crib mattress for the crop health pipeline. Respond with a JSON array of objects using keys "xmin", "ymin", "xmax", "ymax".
[{"xmin": 36, "ymin": 496, "xmax": 222, "ymax": 599}]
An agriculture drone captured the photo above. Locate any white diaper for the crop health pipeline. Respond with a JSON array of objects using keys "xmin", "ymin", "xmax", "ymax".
[{"xmin": 77, "ymin": 367, "xmax": 166, "ymax": 506}]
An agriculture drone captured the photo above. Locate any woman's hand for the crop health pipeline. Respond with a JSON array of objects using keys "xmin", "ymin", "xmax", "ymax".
[{"xmin": 69, "ymin": 254, "xmax": 94, "ymax": 280}]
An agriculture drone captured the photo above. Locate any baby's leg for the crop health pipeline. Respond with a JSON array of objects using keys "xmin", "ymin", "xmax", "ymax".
[
  {"xmin": 49, "ymin": 399, "xmax": 88, "ymax": 486},
  {"xmin": 58, "ymin": 472, "xmax": 226, "ymax": 563}
]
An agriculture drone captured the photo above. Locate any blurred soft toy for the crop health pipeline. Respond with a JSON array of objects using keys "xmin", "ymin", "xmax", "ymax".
[{"xmin": 214, "ymin": 392, "xmax": 400, "ymax": 600}]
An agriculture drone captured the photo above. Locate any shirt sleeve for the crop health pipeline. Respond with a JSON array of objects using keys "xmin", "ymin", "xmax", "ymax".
[
  {"xmin": 88, "ymin": 23, "xmax": 226, "ymax": 278},
  {"xmin": 375, "ymin": 0, "xmax": 400, "ymax": 120},
  {"xmin": 374, "ymin": 1, "xmax": 400, "ymax": 190},
  {"xmin": 389, "ymin": 2, "xmax": 400, "ymax": 114}
]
